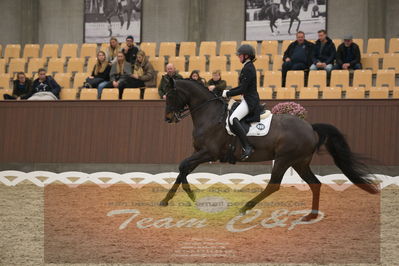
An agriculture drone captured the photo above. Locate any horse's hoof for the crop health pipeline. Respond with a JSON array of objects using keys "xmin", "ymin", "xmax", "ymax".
[
  {"xmin": 159, "ymin": 200, "xmax": 169, "ymax": 207},
  {"xmin": 301, "ymin": 213, "xmax": 318, "ymax": 221}
]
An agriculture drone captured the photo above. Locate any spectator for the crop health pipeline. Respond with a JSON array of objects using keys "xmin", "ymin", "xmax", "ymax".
[
  {"xmin": 3, "ymin": 72, "xmax": 32, "ymax": 100},
  {"xmin": 106, "ymin": 52, "xmax": 132, "ymax": 99},
  {"xmin": 334, "ymin": 35, "xmax": 362, "ymax": 70},
  {"xmin": 310, "ymin": 29, "xmax": 336, "ymax": 73},
  {"xmin": 84, "ymin": 51, "xmax": 111, "ymax": 99},
  {"xmin": 282, "ymin": 31, "xmax": 314, "ymax": 87},
  {"xmin": 207, "ymin": 70, "xmax": 227, "ymax": 97},
  {"xmin": 122, "ymin": 35, "xmax": 139, "ymax": 64},
  {"xmin": 28, "ymin": 68, "xmax": 61, "ymax": 100},
  {"xmin": 105, "ymin": 37, "xmax": 121, "ymax": 63},
  {"xmin": 187, "ymin": 70, "xmax": 206, "ymax": 86},
  {"xmin": 158, "ymin": 63, "xmax": 183, "ymax": 99}
]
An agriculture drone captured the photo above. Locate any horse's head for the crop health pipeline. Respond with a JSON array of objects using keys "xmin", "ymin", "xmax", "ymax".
[
  {"xmin": 302, "ymin": 0, "xmax": 310, "ymax": 12},
  {"xmin": 164, "ymin": 79, "xmax": 189, "ymax": 123}
]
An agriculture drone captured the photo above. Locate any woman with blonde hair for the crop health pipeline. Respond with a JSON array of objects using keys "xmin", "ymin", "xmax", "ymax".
[
  {"xmin": 85, "ymin": 50, "xmax": 111, "ymax": 98},
  {"xmin": 105, "ymin": 37, "xmax": 121, "ymax": 63},
  {"xmin": 105, "ymin": 51, "xmax": 132, "ymax": 99},
  {"xmin": 124, "ymin": 50, "xmax": 155, "ymax": 89}
]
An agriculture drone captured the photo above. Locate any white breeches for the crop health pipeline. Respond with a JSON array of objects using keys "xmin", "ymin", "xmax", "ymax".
[{"xmin": 229, "ymin": 97, "xmax": 249, "ymax": 124}]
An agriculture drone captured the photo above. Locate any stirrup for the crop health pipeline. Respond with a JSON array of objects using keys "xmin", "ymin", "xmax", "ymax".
[{"xmin": 240, "ymin": 146, "xmax": 254, "ymax": 161}]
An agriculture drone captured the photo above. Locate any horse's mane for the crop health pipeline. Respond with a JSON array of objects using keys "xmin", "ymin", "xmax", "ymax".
[{"xmin": 175, "ymin": 79, "xmax": 215, "ymax": 99}]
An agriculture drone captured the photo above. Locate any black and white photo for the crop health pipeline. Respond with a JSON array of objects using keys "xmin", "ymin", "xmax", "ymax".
[
  {"xmin": 246, "ymin": 0, "xmax": 327, "ymax": 40},
  {"xmin": 84, "ymin": 0, "xmax": 142, "ymax": 43}
]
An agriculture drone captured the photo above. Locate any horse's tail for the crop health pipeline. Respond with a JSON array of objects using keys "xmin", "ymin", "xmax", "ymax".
[{"xmin": 312, "ymin": 123, "xmax": 379, "ymax": 194}]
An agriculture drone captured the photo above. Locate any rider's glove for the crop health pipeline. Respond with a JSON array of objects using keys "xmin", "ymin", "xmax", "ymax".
[{"xmin": 222, "ymin": 90, "xmax": 229, "ymax": 98}]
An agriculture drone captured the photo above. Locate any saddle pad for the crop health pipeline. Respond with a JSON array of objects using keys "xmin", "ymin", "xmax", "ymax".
[{"xmin": 226, "ymin": 111, "xmax": 273, "ymax": 137}]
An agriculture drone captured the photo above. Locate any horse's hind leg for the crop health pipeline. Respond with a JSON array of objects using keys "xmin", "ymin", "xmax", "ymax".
[
  {"xmin": 288, "ymin": 18, "xmax": 294, "ymax": 34},
  {"xmin": 160, "ymin": 149, "xmax": 213, "ymax": 206},
  {"xmin": 296, "ymin": 18, "xmax": 301, "ymax": 32},
  {"xmin": 292, "ymin": 159, "xmax": 321, "ymax": 221},
  {"xmin": 240, "ymin": 159, "xmax": 291, "ymax": 214}
]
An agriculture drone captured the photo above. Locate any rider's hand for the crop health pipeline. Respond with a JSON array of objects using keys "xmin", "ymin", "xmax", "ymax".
[{"xmin": 222, "ymin": 90, "xmax": 229, "ymax": 98}]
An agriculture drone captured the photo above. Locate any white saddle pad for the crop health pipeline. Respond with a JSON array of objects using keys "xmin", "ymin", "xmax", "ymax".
[{"xmin": 226, "ymin": 110, "xmax": 273, "ymax": 137}]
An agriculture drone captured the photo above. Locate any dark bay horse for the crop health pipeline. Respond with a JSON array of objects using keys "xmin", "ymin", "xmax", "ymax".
[
  {"xmin": 160, "ymin": 80, "xmax": 379, "ymax": 221},
  {"xmin": 258, "ymin": 0, "xmax": 310, "ymax": 35},
  {"xmin": 103, "ymin": 0, "xmax": 141, "ymax": 36}
]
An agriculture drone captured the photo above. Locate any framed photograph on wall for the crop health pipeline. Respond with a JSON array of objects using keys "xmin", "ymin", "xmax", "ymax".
[
  {"xmin": 84, "ymin": 0, "xmax": 142, "ymax": 43},
  {"xmin": 245, "ymin": 0, "xmax": 327, "ymax": 40}
]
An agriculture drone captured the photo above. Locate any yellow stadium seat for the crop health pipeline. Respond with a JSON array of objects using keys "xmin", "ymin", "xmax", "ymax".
[
  {"xmin": 60, "ymin": 88, "xmax": 77, "ymax": 100},
  {"xmin": 199, "ymin": 41, "xmax": 217, "ymax": 57},
  {"xmin": 0, "ymin": 74, "xmax": 12, "ymax": 89},
  {"xmin": 276, "ymin": 87, "xmax": 296, "ymax": 99},
  {"xmin": 330, "ymin": 70, "xmax": 349, "ymax": 91},
  {"xmin": 188, "ymin": 56, "xmax": 206, "ymax": 72},
  {"xmin": 383, "ymin": 53, "xmax": 399, "ymax": 73},
  {"xmin": 42, "ymin": 44, "xmax": 59, "ymax": 59},
  {"xmin": 353, "ymin": 39, "xmax": 364, "ymax": 53},
  {"xmin": 144, "ymin": 88, "xmax": 161, "ymax": 100},
  {"xmin": 149, "ymin": 57, "xmax": 165, "ymax": 72},
  {"xmin": 67, "ymin": 58, "xmax": 85, "ymax": 73},
  {"xmin": 80, "ymin": 88, "xmax": 98, "ymax": 100},
  {"xmin": 201, "ymin": 72, "xmax": 212, "ymax": 82},
  {"xmin": 375, "ymin": 69, "xmax": 395, "ymax": 90},
  {"xmin": 4, "ymin": 44, "xmax": 21, "ymax": 61},
  {"xmin": 221, "ymin": 71, "xmax": 239, "ymax": 88},
  {"xmin": 86, "ymin": 57, "xmax": 97, "ymax": 74},
  {"xmin": 322, "ymin": 87, "xmax": 342, "ymax": 99},
  {"xmin": 179, "ymin": 42, "xmax": 197, "ymax": 57},
  {"xmin": 61, "ymin": 43, "xmax": 78, "ymax": 58},
  {"xmin": 23, "ymin": 44, "xmax": 40, "ymax": 59},
  {"xmin": 27, "ymin": 58, "xmax": 45, "ymax": 76},
  {"xmin": 80, "ymin": 43, "xmax": 97, "ymax": 58},
  {"xmin": 159, "ymin": 42, "xmax": 176, "ymax": 57},
  {"xmin": 179, "ymin": 71, "xmax": 190, "ymax": 78},
  {"xmin": 122, "ymin": 88, "xmax": 141, "ymax": 100},
  {"xmin": 54, "ymin": 73, "xmax": 72, "ymax": 88},
  {"xmin": 367, "ymin": 38, "xmax": 385, "ymax": 57},
  {"xmin": 346, "ymin": 87, "xmax": 365, "ymax": 99},
  {"xmin": 8, "ymin": 58, "xmax": 26, "ymax": 74},
  {"xmin": 299, "ymin": 87, "xmax": 318, "ymax": 99},
  {"xmin": 332, "ymin": 39, "xmax": 342, "ymax": 49},
  {"xmin": 230, "ymin": 56, "xmax": 241, "ymax": 72},
  {"xmin": 272, "ymin": 55, "xmax": 283, "ymax": 71},
  {"xmin": 308, "ymin": 70, "xmax": 326, "ymax": 90},
  {"xmin": 261, "ymin": 40, "xmax": 278, "ymax": 57},
  {"xmin": 253, "ymin": 55, "xmax": 269, "ymax": 72},
  {"xmin": 285, "ymin": 70, "xmax": 304, "ymax": 91},
  {"xmin": 73, "ymin": 73, "xmax": 88, "ymax": 89},
  {"xmin": 0, "ymin": 45, "xmax": 2, "ymax": 58},
  {"xmin": 168, "ymin": 57, "xmax": 186, "ymax": 72},
  {"xmin": 100, "ymin": 43, "xmax": 109, "ymax": 52},
  {"xmin": 156, "ymin": 72, "xmax": 164, "ymax": 88},
  {"xmin": 241, "ymin": 41, "xmax": 258, "ymax": 54},
  {"xmin": 353, "ymin": 70, "xmax": 372, "ymax": 91},
  {"xmin": 0, "ymin": 88, "xmax": 13, "ymax": 100},
  {"xmin": 369, "ymin": 87, "xmax": 389, "ymax": 99},
  {"xmin": 388, "ymin": 38, "xmax": 399, "ymax": 54},
  {"xmin": 0, "ymin": 59, "xmax": 6, "ymax": 74},
  {"xmin": 140, "ymin": 42, "xmax": 156, "ymax": 58},
  {"xmin": 220, "ymin": 41, "xmax": 237, "ymax": 56},
  {"xmin": 209, "ymin": 56, "xmax": 227, "ymax": 72},
  {"xmin": 48, "ymin": 58, "xmax": 65, "ymax": 74},
  {"xmin": 258, "ymin": 87, "xmax": 273, "ymax": 100},
  {"xmin": 361, "ymin": 55, "xmax": 379, "ymax": 74},
  {"xmin": 281, "ymin": 40, "xmax": 294, "ymax": 54},
  {"xmin": 101, "ymin": 88, "xmax": 119, "ymax": 100},
  {"xmin": 263, "ymin": 71, "xmax": 282, "ymax": 90},
  {"xmin": 393, "ymin": 88, "xmax": 399, "ymax": 99}
]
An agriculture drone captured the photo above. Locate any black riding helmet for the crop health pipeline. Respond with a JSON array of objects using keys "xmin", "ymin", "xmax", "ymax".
[{"xmin": 236, "ymin": 44, "xmax": 256, "ymax": 61}]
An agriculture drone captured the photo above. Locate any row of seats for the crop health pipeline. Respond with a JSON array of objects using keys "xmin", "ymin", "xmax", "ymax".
[
  {"xmin": 1, "ymin": 38, "xmax": 398, "ymax": 61},
  {"xmin": 2, "ymin": 53, "xmax": 399, "ymax": 77}
]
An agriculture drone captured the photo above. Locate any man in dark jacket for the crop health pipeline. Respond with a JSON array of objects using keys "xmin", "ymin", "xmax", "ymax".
[
  {"xmin": 158, "ymin": 63, "xmax": 183, "ymax": 99},
  {"xmin": 122, "ymin": 35, "xmax": 139, "ymax": 64},
  {"xmin": 222, "ymin": 44, "xmax": 262, "ymax": 161},
  {"xmin": 334, "ymin": 35, "xmax": 362, "ymax": 70},
  {"xmin": 3, "ymin": 72, "xmax": 32, "ymax": 100},
  {"xmin": 310, "ymin": 30, "xmax": 336, "ymax": 73},
  {"xmin": 207, "ymin": 70, "xmax": 227, "ymax": 97},
  {"xmin": 28, "ymin": 68, "xmax": 61, "ymax": 100},
  {"xmin": 282, "ymin": 31, "xmax": 314, "ymax": 87}
]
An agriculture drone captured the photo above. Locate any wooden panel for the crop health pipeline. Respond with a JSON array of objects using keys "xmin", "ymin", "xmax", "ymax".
[{"xmin": 0, "ymin": 100, "xmax": 398, "ymax": 165}]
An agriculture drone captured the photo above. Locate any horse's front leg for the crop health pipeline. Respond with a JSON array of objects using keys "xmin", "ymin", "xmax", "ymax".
[
  {"xmin": 296, "ymin": 18, "xmax": 301, "ymax": 32},
  {"xmin": 288, "ymin": 18, "xmax": 294, "ymax": 34},
  {"xmin": 160, "ymin": 149, "xmax": 213, "ymax": 206}
]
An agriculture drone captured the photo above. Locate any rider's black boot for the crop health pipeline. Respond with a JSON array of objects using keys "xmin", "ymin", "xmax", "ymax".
[{"xmin": 231, "ymin": 118, "xmax": 254, "ymax": 161}]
